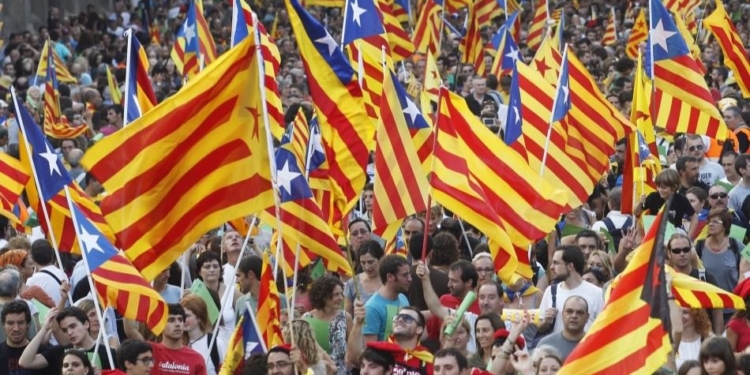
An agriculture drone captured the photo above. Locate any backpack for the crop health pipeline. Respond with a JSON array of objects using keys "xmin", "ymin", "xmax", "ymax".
[
  {"xmin": 695, "ymin": 237, "xmax": 742, "ymax": 270},
  {"xmin": 602, "ymin": 216, "xmax": 633, "ymax": 251}
]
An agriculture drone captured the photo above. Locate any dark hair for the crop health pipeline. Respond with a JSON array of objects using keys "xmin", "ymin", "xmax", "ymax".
[
  {"xmin": 56, "ymin": 307, "xmax": 89, "ymax": 326},
  {"xmin": 556, "ymin": 245, "xmax": 586, "ymax": 275},
  {"xmin": 736, "ymin": 154, "xmax": 750, "ymax": 175},
  {"xmin": 449, "ymin": 260, "xmax": 478, "ymax": 288},
  {"xmin": 309, "ymin": 275, "xmax": 344, "ymax": 310},
  {"xmin": 196, "ymin": 251, "xmax": 223, "ymax": 282},
  {"xmin": 737, "ymin": 354, "xmax": 750, "ymax": 375},
  {"xmin": 378, "ymin": 254, "xmax": 410, "ymax": 284},
  {"xmin": 478, "ymin": 280, "xmax": 504, "ymax": 299},
  {"xmin": 699, "ymin": 337, "xmax": 736, "ymax": 373},
  {"xmin": 677, "ymin": 360, "xmax": 700, "ymax": 375},
  {"xmin": 582, "ymin": 267, "xmax": 606, "ymax": 285},
  {"xmin": 117, "ymin": 339, "xmax": 152, "ymax": 370},
  {"xmin": 676, "ymin": 156, "xmax": 699, "ymax": 173},
  {"xmin": 243, "ymin": 353, "xmax": 268, "ymax": 375},
  {"xmin": 30, "ymin": 239, "xmax": 55, "ymax": 266},
  {"xmin": 168, "ymin": 303, "xmax": 186, "ymax": 320},
  {"xmin": 575, "ymin": 230, "xmax": 602, "ymax": 250},
  {"xmin": 348, "ymin": 218, "xmax": 371, "ymax": 232},
  {"xmin": 434, "ymin": 348, "xmax": 469, "ymax": 371},
  {"xmin": 109, "ymin": 104, "xmax": 124, "ymax": 116},
  {"xmin": 1, "ymin": 300, "xmax": 31, "ymax": 324},
  {"xmin": 431, "ymin": 233, "xmax": 460, "ymax": 267},
  {"xmin": 359, "ymin": 347, "xmax": 395, "ymax": 371},
  {"xmin": 62, "ymin": 349, "xmax": 94, "ymax": 375},
  {"xmin": 403, "ymin": 217, "xmax": 426, "ymax": 233},
  {"xmin": 358, "ymin": 240, "xmax": 385, "ymax": 260},
  {"xmin": 707, "ymin": 208, "xmax": 733, "ymax": 236},
  {"xmin": 408, "ymin": 232, "xmax": 432, "ymax": 260},
  {"xmin": 399, "ymin": 306, "xmax": 426, "ymax": 328},
  {"xmin": 237, "ymin": 256, "xmax": 262, "ymax": 279},
  {"xmin": 475, "ymin": 313, "xmax": 504, "ymax": 358}
]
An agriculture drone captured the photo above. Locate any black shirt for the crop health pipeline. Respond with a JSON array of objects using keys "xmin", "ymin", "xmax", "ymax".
[
  {"xmin": 0, "ymin": 343, "xmax": 48, "ymax": 375},
  {"xmin": 41, "ymin": 343, "xmax": 116, "ymax": 371},
  {"xmin": 643, "ymin": 192, "xmax": 695, "ymax": 229},
  {"xmin": 677, "ymin": 180, "xmax": 710, "ymax": 196},
  {"xmin": 464, "ymin": 94, "xmax": 490, "ymax": 116}
]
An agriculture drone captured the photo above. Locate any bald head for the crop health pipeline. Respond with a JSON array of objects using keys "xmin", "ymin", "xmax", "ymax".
[{"xmin": 67, "ymin": 148, "xmax": 84, "ymax": 167}]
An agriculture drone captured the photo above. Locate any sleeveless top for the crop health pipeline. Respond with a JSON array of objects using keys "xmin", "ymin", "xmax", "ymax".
[{"xmin": 304, "ymin": 310, "xmax": 350, "ymax": 375}]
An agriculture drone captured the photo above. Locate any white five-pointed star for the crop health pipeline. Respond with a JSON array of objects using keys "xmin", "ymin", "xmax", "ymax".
[
  {"xmin": 245, "ymin": 342, "xmax": 258, "ymax": 356},
  {"xmin": 79, "ymin": 226, "xmax": 104, "ymax": 254},
  {"xmin": 40, "ymin": 144, "xmax": 61, "ymax": 176},
  {"xmin": 650, "ymin": 19, "xmax": 676, "ymax": 53},
  {"xmin": 315, "ymin": 32, "xmax": 338, "ymax": 56},
  {"xmin": 639, "ymin": 142, "xmax": 650, "ymax": 153},
  {"xmin": 184, "ymin": 23, "xmax": 196, "ymax": 44},
  {"xmin": 512, "ymin": 106, "xmax": 520, "ymax": 124},
  {"xmin": 505, "ymin": 46, "xmax": 519, "ymax": 62},
  {"xmin": 277, "ymin": 160, "xmax": 301, "ymax": 195},
  {"xmin": 561, "ymin": 82, "xmax": 570, "ymax": 105},
  {"xmin": 350, "ymin": 0, "xmax": 367, "ymax": 26},
  {"xmin": 311, "ymin": 130, "xmax": 325, "ymax": 156},
  {"xmin": 403, "ymin": 98, "xmax": 420, "ymax": 123}
]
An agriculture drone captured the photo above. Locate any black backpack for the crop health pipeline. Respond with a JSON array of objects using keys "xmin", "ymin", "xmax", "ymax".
[
  {"xmin": 602, "ymin": 216, "xmax": 633, "ymax": 251},
  {"xmin": 695, "ymin": 237, "xmax": 742, "ymax": 270}
]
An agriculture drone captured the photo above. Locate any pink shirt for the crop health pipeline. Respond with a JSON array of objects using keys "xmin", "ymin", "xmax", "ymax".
[{"xmin": 727, "ymin": 318, "xmax": 750, "ymax": 352}]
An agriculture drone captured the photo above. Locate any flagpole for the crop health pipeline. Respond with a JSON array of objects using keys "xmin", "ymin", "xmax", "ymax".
[
  {"xmin": 12, "ymin": 88, "xmax": 73, "ymax": 306},
  {"xmin": 123, "ymin": 30, "xmax": 133, "ymax": 127},
  {"xmin": 539, "ymin": 44, "xmax": 569, "ymax": 178},
  {"xmin": 63, "ymin": 185, "xmax": 115, "ymax": 369},
  {"xmin": 341, "ymin": 0, "xmax": 351, "ymax": 45}
]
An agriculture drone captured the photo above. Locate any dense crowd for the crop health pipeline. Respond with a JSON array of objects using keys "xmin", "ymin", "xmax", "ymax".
[{"xmin": 3, "ymin": 0, "xmax": 750, "ymax": 375}]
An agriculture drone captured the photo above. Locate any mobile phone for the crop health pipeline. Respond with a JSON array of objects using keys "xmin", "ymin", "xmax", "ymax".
[{"xmin": 482, "ymin": 118, "xmax": 495, "ymax": 126}]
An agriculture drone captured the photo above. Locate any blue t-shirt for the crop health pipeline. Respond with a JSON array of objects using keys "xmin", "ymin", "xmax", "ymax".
[
  {"xmin": 160, "ymin": 284, "xmax": 182, "ymax": 304},
  {"xmin": 363, "ymin": 292, "xmax": 409, "ymax": 341}
]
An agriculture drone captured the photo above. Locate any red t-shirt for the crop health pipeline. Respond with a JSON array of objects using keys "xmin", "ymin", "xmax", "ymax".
[
  {"xmin": 393, "ymin": 346, "xmax": 434, "ymax": 375},
  {"xmin": 728, "ymin": 318, "xmax": 750, "ymax": 352},
  {"xmin": 150, "ymin": 342, "xmax": 207, "ymax": 375}
]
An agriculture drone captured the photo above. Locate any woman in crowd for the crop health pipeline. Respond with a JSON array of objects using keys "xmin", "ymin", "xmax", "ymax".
[
  {"xmin": 472, "ymin": 251, "xmax": 495, "ymax": 286},
  {"xmin": 699, "ymin": 337, "xmax": 737, "ymax": 375},
  {"xmin": 182, "ymin": 294, "xmax": 221, "ymax": 375},
  {"xmin": 677, "ymin": 360, "xmax": 700, "ymax": 375},
  {"xmin": 303, "ymin": 275, "xmax": 351, "ymax": 375},
  {"xmin": 586, "ymin": 250, "xmax": 615, "ymax": 282},
  {"xmin": 77, "ymin": 299, "xmax": 119, "ymax": 349},
  {"xmin": 636, "ymin": 169, "xmax": 698, "ymax": 238},
  {"xmin": 283, "ymin": 319, "xmax": 336, "ymax": 375},
  {"xmin": 440, "ymin": 315, "xmax": 472, "ymax": 358},
  {"xmin": 510, "ymin": 345, "xmax": 563, "ymax": 375},
  {"xmin": 0, "ymin": 249, "xmax": 54, "ymax": 307},
  {"xmin": 582, "ymin": 268, "xmax": 607, "ymax": 288},
  {"xmin": 196, "ymin": 251, "xmax": 242, "ymax": 357},
  {"xmin": 60, "ymin": 349, "xmax": 95, "ymax": 375},
  {"xmin": 468, "ymin": 313, "xmax": 505, "ymax": 369},
  {"xmin": 685, "ymin": 186, "xmax": 709, "ymax": 234},
  {"xmin": 344, "ymin": 240, "xmax": 384, "ymax": 317},
  {"xmin": 676, "ymin": 308, "xmax": 713, "ymax": 369}
]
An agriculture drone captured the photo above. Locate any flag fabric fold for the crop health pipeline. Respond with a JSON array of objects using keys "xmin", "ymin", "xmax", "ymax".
[
  {"xmin": 703, "ymin": 0, "xmax": 750, "ymax": 98},
  {"xmin": 0, "ymin": 153, "xmax": 30, "ymax": 225},
  {"xmin": 124, "ymin": 30, "xmax": 157, "ymax": 125}
]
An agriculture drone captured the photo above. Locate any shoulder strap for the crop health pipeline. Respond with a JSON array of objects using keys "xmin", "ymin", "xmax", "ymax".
[
  {"xmin": 695, "ymin": 239, "xmax": 705, "ymax": 259},
  {"xmin": 698, "ymin": 268, "xmax": 706, "ymax": 282},
  {"xmin": 207, "ymin": 332, "xmax": 220, "ymax": 370},
  {"xmin": 602, "ymin": 218, "xmax": 616, "ymax": 233},
  {"xmin": 623, "ymin": 216, "xmax": 633, "ymax": 229},
  {"xmin": 39, "ymin": 269, "xmax": 62, "ymax": 285},
  {"xmin": 551, "ymin": 283, "xmax": 558, "ymax": 309},
  {"xmin": 730, "ymin": 238, "xmax": 741, "ymax": 269}
]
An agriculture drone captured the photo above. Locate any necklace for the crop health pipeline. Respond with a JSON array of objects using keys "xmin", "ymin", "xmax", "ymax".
[{"xmin": 189, "ymin": 333, "xmax": 206, "ymax": 346}]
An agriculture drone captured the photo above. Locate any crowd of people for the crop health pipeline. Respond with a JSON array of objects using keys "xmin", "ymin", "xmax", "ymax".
[{"xmin": 3, "ymin": 0, "xmax": 750, "ymax": 375}]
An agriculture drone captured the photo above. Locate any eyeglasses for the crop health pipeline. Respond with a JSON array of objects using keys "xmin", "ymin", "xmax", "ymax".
[
  {"xmin": 708, "ymin": 219, "xmax": 724, "ymax": 226},
  {"xmin": 268, "ymin": 362, "xmax": 292, "ymax": 370},
  {"xmin": 670, "ymin": 247, "xmax": 691, "ymax": 254},
  {"xmin": 392, "ymin": 313, "xmax": 418, "ymax": 324},
  {"xmin": 710, "ymin": 193, "xmax": 728, "ymax": 199},
  {"xmin": 476, "ymin": 267, "xmax": 494, "ymax": 274},
  {"xmin": 687, "ymin": 144, "xmax": 704, "ymax": 152},
  {"xmin": 136, "ymin": 356, "xmax": 154, "ymax": 365}
]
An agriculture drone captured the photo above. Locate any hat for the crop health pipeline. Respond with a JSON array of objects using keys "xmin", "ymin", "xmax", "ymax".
[
  {"xmin": 493, "ymin": 329, "xmax": 526, "ymax": 350},
  {"xmin": 734, "ymin": 278, "xmax": 750, "ymax": 300},
  {"xmin": 719, "ymin": 97, "xmax": 739, "ymax": 113},
  {"xmin": 366, "ymin": 341, "xmax": 403, "ymax": 355}
]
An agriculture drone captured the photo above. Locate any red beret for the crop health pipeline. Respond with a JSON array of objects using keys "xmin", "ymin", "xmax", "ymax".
[
  {"xmin": 366, "ymin": 341, "xmax": 404, "ymax": 355},
  {"xmin": 269, "ymin": 343, "xmax": 292, "ymax": 354},
  {"xmin": 493, "ymin": 329, "xmax": 526, "ymax": 350}
]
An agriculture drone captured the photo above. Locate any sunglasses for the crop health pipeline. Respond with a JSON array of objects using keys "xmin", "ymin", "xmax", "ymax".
[
  {"xmin": 392, "ymin": 314, "xmax": 418, "ymax": 324},
  {"xmin": 710, "ymin": 193, "xmax": 728, "ymax": 199},
  {"xmin": 670, "ymin": 247, "xmax": 691, "ymax": 254},
  {"xmin": 688, "ymin": 145, "xmax": 704, "ymax": 152}
]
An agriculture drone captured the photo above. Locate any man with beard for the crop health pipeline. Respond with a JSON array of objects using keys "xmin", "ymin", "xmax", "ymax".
[
  {"xmin": 536, "ymin": 246, "xmax": 603, "ymax": 335},
  {"xmin": 537, "ymin": 296, "xmax": 589, "ymax": 360},
  {"xmin": 364, "ymin": 255, "xmax": 412, "ymax": 341},
  {"xmin": 1, "ymin": 301, "xmax": 47, "ymax": 375},
  {"xmin": 707, "ymin": 184, "xmax": 749, "ymax": 232}
]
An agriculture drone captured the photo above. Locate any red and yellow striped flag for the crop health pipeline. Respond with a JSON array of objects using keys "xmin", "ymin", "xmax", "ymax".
[
  {"xmin": 601, "ymin": 7, "xmax": 617, "ymax": 46},
  {"xmin": 378, "ymin": 0, "xmax": 415, "ymax": 62},
  {"xmin": 626, "ymin": 8, "xmax": 647, "ymax": 59},
  {"xmin": 704, "ymin": 0, "xmax": 750, "ymax": 98},
  {"xmin": 559, "ymin": 204, "xmax": 672, "ymax": 374},
  {"xmin": 435, "ymin": 87, "xmax": 567, "ymax": 280},
  {"xmin": 669, "ymin": 266, "xmax": 746, "ymax": 310},
  {"xmin": 460, "ymin": 0, "xmax": 486, "ymax": 76},
  {"xmin": 424, "ymin": 50, "xmax": 442, "ymax": 103},
  {"xmin": 526, "ymin": 0, "xmax": 548, "ymax": 51},
  {"xmin": 81, "ymin": 36, "xmax": 275, "ymax": 281},
  {"xmin": 371, "ymin": 71, "xmax": 430, "ymax": 243},
  {"xmin": 0, "ymin": 153, "xmax": 29, "ymax": 225},
  {"xmin": 35, "ymin": 40, "xmax": 76, "ymax": 83},
  {"xmin": 43, "ymin": 45, "xmax": 88, "ymax": 139},
  {"xmin": 413, "ymin": 0, "xmax": 442, "ymax": 56},
  {"xmin": 674, "ymin": 9, "xmax": 706, "ymax": 75},
  {"xmin": 475, "ymin": 0, "xmax": 502, "ymax": 30},
  {"xmin": 258, "ymin": 252, "xmax": 283, "ymax": 348}
]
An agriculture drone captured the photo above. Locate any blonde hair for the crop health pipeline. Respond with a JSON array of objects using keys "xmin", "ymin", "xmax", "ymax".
[
  {"xmin": 282, "ymin": 319, "xmax": 320, "ymax": 364},
  {"xmin": 587, "ymin": 250, "xmax": 615, "ymax": 280},
  {"xmin": 439, "ymin": 317, "xmax": 471, "ymax": 347},
  {"xmin": 532, "ymin": 345, "xmax": 563, "ymax": 372}
]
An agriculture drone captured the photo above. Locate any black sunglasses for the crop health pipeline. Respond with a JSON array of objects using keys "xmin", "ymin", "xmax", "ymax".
[{"xmin": 670, "ymin": 247, "xmax": 691, "ymax": 254}]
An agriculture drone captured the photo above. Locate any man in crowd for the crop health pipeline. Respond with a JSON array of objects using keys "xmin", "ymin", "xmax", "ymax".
[
  {"xmin": 364, "ymin": 255, "xmax": 412, "ymax": 341},
  {"xmin": 116, "ymin": 339, "xmax": 154, "ymax": 375},
  {"xmin": 149, "ymin": 304, "xmax": 206, "ymax": 375},
  {"xmin": 537, "ymin": 296, "xmax": 589, "ymax": 360},
  {"xmin": 1, "ymin": 301, "xmax": 46, "ymax": 375},
  {"xmin": 26, "ymin": 240, "xmax": 67, "ymax": 305},
  {"xmin": 684, "ymin": 135, "xmax": 725, "ymax": 186}
]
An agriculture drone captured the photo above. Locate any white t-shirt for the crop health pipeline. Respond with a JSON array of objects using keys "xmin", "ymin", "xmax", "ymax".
[
  {"xmin": 591, "ymin": 210, "xmax": 631, "ymax": 233},
  {"xmin": 698, "ymin": 161, "xmax": 726, "ymax": 186},
  {"xmin": 538, "ymin": 280, "xmax": 604, "ymax": 333},
  {"xmin": 26, "ymin": 265, "xmax": 68, "ymax": 305}
]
